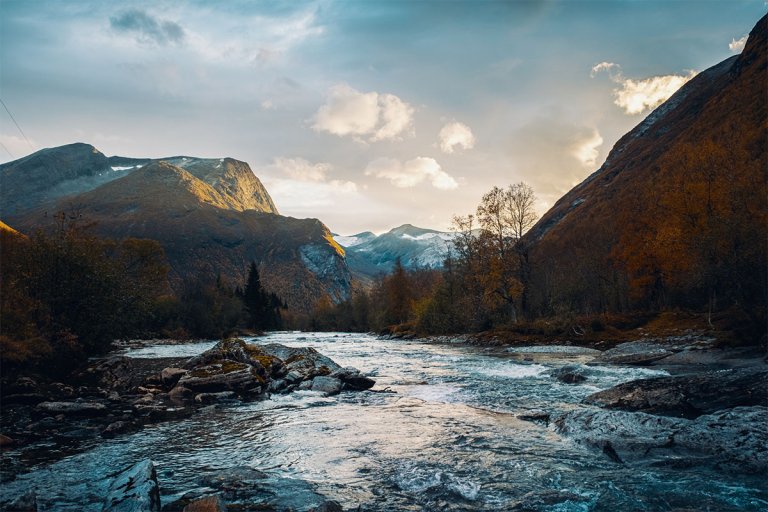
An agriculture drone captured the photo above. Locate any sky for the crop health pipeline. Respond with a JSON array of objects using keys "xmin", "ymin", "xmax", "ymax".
[{"xmin": 0, "ymin": 0, "xmax": 764, "ymax": 235}]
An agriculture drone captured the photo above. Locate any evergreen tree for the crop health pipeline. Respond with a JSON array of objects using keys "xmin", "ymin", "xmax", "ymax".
[{"xmin": 242, "ymin": 262, "xmax": 283, "ymax": 330}]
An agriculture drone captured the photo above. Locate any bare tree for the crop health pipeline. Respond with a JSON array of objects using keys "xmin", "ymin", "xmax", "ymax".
[{"xmin": 505, "ymin": 182, "xmax": 538, "ymax": 243}]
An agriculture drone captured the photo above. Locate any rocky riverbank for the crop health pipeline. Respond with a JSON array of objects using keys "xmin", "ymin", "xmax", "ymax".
[
  {"xmin": 0, "ymin": 338, "xmax": 376, "ymax": 502},
  {"xmin": 496, "ymin": 335, "xmax": 768, "ymax": 477}
]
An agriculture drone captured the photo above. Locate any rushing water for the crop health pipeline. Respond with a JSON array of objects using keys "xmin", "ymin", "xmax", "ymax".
[{"xmin": 3, "ymin": 332, "xmax": 766, "ymax": 511}]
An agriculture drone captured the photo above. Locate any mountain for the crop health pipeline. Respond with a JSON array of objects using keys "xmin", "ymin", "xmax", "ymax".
[
  {"xmin": 0, "ymin": 143, "xmax": 277, "ymax": 217},
  {"xmin": 0, "ymin": 219, "xmax": 21, "ymax": 236},
  {"xmin": 1, "ymin": 145, "xmax": 349, "ymax": 311},
  {"xmin": 523, "ymin": 14, "xmax": 767, "ymax": 320},
  {"xmin": 335, "ymin": 224, "xmax": 455, "ymax": 280}
]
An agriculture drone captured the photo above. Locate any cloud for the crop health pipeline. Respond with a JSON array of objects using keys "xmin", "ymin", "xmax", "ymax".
[
  {"xmin": 312, "ymin": 84, "xmax": 414, "ymax": 142},
  {"xmin": 267, "ymin": 178, "xmax": 358, "ymax": 211},
  {"xmin": 729, "ymin": 35, "xmax": 748, "ymax": 53},
  {"xmin": 592, "ymin": 62, "xmax": 696, "ymax": 115},
  {"xmin": 272, "ymin": 157, "xmax": 331, "ymax": 182},
  {"xmin": 110, "ymin": 9, "xmax": 186, "ymax": 46},
  {"xmin": 263, "ymin": 156, "xmax": 358, "ymax": 213},
  {"xmin": 506, "ymin": 118, "xmax": 606, "ymax": 210},
  {"xmin": 571, "ymin": 129, "xmax": 603, "ymax": 167},
  {"xmin": 439, "ymin": 121, "xmax": 475, "ymax": 154},
  {"xmin": 613, "ymin": 72, "xmax": 696, "ymax": 114},
  {"xmin": 365, "ymin": 157, "xmax": 458, "ymax": 190}
]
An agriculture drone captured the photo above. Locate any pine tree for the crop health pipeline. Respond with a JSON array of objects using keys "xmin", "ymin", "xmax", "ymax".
[{"xmin": 242, "ymin": 262, "xmax": 283, "ymax": 331}]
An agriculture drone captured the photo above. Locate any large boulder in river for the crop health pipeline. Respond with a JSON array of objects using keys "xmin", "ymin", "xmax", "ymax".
[
  {"xmin": 584, "ymin": 368, "xmax": 768, "ymax": 418},
  {"xmin": 593, "ymin": 342, "xmax": 673, "ymax": 365},
  {"xmin": 175, "ymin": 338, "xmax": 374, "ymax": 399},
  {"xmin": 177, "ymin": 361, "xmax": 265, "ymax": 396},
  {"xmin": 554, "ymin": 406, "xmax": 768, "ymax": 473},
  {"xmin": 103, "ymin": 459, "xmax": 161, "ymax": 511},
  {"xmin": 183, "ymin": 339, "xmax": 283, "ymax": 379},
  {"xmin": 257, "ymin": 344, "xmax": 341, "ymax": 380}
]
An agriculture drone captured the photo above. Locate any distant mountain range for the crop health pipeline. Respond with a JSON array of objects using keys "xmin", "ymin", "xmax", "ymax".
[
  {"xmin": 334, "ymin": 224, "xmax": 456, "ymax": 280},
  {"xmin": 1, "ymin": 143, "xmax": 349, "ymax": 311}
]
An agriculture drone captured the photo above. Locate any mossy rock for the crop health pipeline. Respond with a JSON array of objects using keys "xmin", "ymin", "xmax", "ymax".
[{"xmin": 189, "ymin": 360, "xmax": 249, "ymax": 378}]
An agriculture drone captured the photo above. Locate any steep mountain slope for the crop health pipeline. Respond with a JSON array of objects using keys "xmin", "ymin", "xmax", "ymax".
[
  {"xmin": 0, "ymin": 144, "xmax": 277, "ymax": 217},
  {"xmin": 0, "ymin": 220, "xmax": 21, "ymax": 236},
  {"xmin": 337, "ymin": 224, "xmax": 455, "ymax": 279},
  {"xmin": 4, "ymin": 151, "xmax": 349, "ymax": 311},
  {"xmin": 523, "ymin": 14, "xmax": 766, "ymax": 321}
]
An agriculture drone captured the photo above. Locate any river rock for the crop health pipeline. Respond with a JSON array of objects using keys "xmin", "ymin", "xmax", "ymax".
[
  {"xmin": 551, "ymin": 365, "xmax": 587, "ymax": 384},
  {"xmin": 594, "ymin": 342, "xmax": 673, "ymax": 365},
  {"xmin": 103, "ymin": 459, "xmax": 161, "ymax": 511},
  {"xmin": 184, "ymin": 339, "xmax": 280, "ymax": 378},
  {"xmin": 584, "ymin": 368, "xmax": 768, "ymax": 417},
  {"xmin": 89, "ymin": 356, "xmax": 140, "ymax": 391},
  {"xmin": 36, "ymin": 401, "xmax": 108, "ymax": 417},
  {"xmin": 183, "ymin": 495, "xmax": 227, "ymax": 512},
  {"xmin": 169, "ymin": 385, "xmax": 194, "ymax": 403},
  {"xmin": 553, "ymin": 406, "xmax": 768, "ymax": 472},
  {"xmin": 311, "ymin": 376, "xmax": 343, "ymax": 396},
  {"xmin": 177, "ymin": 361, "xmax": 264, "ymax": 395},
  {"xmin": 330, "ymin": 367, "xmax": 376, "ymax": 390},
  {"xmin": 258, "ymin": 344, "xmax": 341, "ymax": 380},
  {"xmin": 675, "ymin": 406, "xmax": 768, "ymax": 473},
  {"xmin": 194, "ymin": 391, "xmax": 237, "ymax": 404},
  {"xmin": 160, "ymin": 368, "xmax": 188, "ymax": 387},
  {"xmin": 555, "ymin": 408, "xmax": 684, "ymax": 463}
]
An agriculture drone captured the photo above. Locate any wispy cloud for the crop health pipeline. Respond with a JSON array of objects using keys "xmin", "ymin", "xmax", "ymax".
[
  {"xmin": 439, "ymin": 121, "xmax": 475, "ymax": 154},
  {"xmin": 110, "ymin": 9, "xmax": 186, "ymax": 46},
  {"xmin": 729, "ymin": 35, "xmax": 748, "ymax": 53},
  {"xmin": 592, "ymin": 62, "xmax": 696, "ymax": 115},
  {"xmin": 272, "ymin": 157, "xmax": 330, "ymax": 182},
  {"xmin": 571, "ymin": 129, "xmax": 603, "ymax": 167},
  {"xmin": 312, "ymin": 84, "xmax": 414, "ymax": 142},
  {"xmin": 264, "ymin": 156, "xmax": 357, "ymax": 213},
  {"xmin": 590, "ymin": 61, "xmax": 619, "ymax": 78},
  {"xmin": 365, "ymin": 157, "xmax": 457, "ymax": 190}
]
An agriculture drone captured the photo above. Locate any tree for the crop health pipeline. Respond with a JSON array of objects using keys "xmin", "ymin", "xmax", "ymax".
[
  {"xmin": 474, "ymin": 182, "xmax": 538, "ymax": 323},
  {"xmin": 242, "ymin": 262, "xmax": 282, "ymax": 331}
]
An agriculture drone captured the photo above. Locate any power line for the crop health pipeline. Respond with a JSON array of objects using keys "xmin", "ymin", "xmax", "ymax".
[
  {"xmin": 0, "ymin": 98, "xmax": 34, "ymax": 151},
  {"xmin": 0, "ymin": 139, "xmax": 14, "ymax": 159}
]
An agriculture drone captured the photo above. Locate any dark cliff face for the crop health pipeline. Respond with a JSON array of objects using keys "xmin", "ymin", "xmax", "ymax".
[
  {"xmin": 522, "ymin": 14, "xmax": 767, "ymax": 316},
  {"xmin": 3, "ymin": 149, "xmax": 350, "ymax": 312}
]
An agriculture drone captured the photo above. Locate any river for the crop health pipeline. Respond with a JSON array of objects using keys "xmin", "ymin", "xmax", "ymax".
[{"xmin": 2, "ymin": 332, "xmax": 766, "ymax": 511}]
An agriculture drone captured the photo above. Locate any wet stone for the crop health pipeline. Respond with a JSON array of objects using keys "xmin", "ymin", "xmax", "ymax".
[
  {"xmin": 103, "ymin": 459, "xmax": 161, "ymax": 512},
  {"xmin": 595, "ymin": 342, "xmax": 674, "ymax": 365},
  {"xmin": 194, "ymin": 392, "xmax": 236, "ymax": 404},
  {"xmin": 311, "ymin": 376, "xmax": 343, "ymax": 396},
  {"xmin": 35, "ymin": 401, "xmax": 108, "ymax": 417}
]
